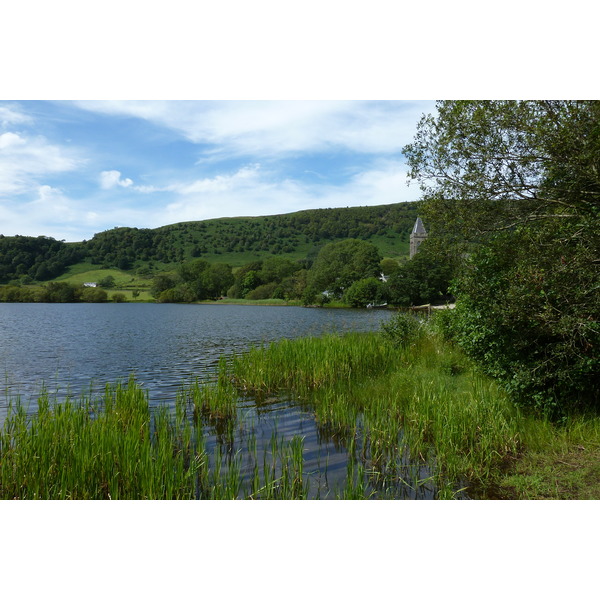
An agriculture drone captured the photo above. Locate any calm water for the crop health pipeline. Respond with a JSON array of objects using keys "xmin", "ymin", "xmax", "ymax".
[
  {"xmin": 0, "ymin": 303, "xmax": 437, "ymax": 498},
  {"xmin": 0, "ymin": 303, "xmax": 393, "ymax": 405}
]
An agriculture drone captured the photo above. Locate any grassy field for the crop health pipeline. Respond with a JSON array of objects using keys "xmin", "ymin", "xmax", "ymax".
[{"xmin": 55, "ymin": 262, "xmax": 154, "ymax": 288}]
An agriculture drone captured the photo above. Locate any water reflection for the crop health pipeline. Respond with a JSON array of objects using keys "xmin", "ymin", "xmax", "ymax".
[{"xmin": 0, "ymin": 303, "xmax": 445, "ymax": 498}]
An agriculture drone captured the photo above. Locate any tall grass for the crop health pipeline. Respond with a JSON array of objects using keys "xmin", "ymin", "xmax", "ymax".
[
  {"xmin": 227, "ymin": 328, "xmax": 527, "ymax": 497},
  {"xmin": 3, "ymin": 323, "xmax": 597, "ymax": 499},
  {"xmin": 0, "ymin": 375, "xmax": 311, "ymax": 499},
  {"xmin": 0, "ymin": 377, "xmax": 203, "ymax": 499}
]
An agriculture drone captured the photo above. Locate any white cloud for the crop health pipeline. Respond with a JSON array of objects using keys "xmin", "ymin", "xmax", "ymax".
[
  {"xmin": 0, "ymin": 131, "xmax": 82, "ymax": 196},
  {"xmin": 99, "ymin": 170, "xmax": 134, "ymax": 189},
  {"xmin": 72, "ymin": 100, "xmax": 434, "ymax": 159},
  {"xmin": 156, "ymin": 160, "xmax": 417, "ymax": 225},
  {"xmin": 0, "ymin": 105, "xmax": 33, "ymax": 128}
]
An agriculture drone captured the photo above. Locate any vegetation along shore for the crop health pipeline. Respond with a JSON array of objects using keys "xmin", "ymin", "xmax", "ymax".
[
  {"xmin": 1, "ymin": 100, "xmax": 598, "ymax": 499},
  {"xmin": 2, "ymin": 312, "xmax": 598, "ymax": 499}
]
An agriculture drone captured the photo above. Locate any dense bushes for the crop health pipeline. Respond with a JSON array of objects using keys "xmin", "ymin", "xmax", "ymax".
[
  {"xmin": 0, "ymin": 283, "xmax": 111, "ymax": 303},
  {"xmin": 404, "ymin": 100, "xmax": 600, "ymax": 414},
  {"xmin": 0, "ymin": 235, "xmax": 84, "ymax": 283}
]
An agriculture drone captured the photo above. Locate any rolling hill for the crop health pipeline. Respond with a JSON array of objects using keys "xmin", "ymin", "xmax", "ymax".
[{"xmin": 0, "ymin": 202, "xmax": 419, "ymax": 284}]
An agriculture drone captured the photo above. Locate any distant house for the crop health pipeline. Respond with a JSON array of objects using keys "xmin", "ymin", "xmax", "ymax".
[
  {"xmin": 409, "ymin": 218, "xmax": 427, "ymax": 258},
  {"xmin": 83, "ymin": 282, "xmax": 97, "ymax": 288}
]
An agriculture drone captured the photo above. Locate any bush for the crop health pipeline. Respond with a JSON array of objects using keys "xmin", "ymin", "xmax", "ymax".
[
  {"xmin": 380, "ymin": 311, "xmax": 422, "ymax": 347},
  {"xmin": 245, "ymin": 282, "xmax": 278, "ymax": 300},
  {"xmin": 343, "ymin": 277, "xmax": 387, "ymax": 308},
  {"xmin": 81, "ymin": 287, "xmax": 108, "ymax": 303},
  {"xmin": 428, "ymin": 308, "xmax": 456, "ymax": 342}
]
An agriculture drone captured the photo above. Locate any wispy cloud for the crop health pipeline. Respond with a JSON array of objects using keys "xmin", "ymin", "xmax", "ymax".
[
  {"xmin": 72, "ymin": 100, "xmax": 433, "ymax": 159},
  {"xmin": 0, "ymin": 130, "xmax": 83, "ymax": 196},
  {"xmin": 0, "ymin": 105, "xmax": 33, "ymax": 128},
  {"xmin": 0, "ymin": 100, "xmax": 428, "ymax": 240},
  {"xmin": 155, "ymin": 159, "xmax": 416, "ymax": 226}
]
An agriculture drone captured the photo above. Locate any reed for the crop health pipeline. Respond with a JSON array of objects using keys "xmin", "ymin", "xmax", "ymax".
[
  {"xmin": 227, "ymin": 327, "xmax": 535, "ymax": 497},
  {"xmin": 0, "ymin": 378, "xmax": 204, "ymax": 499},
  {"xmin": 230, "ymin": 332, "xmax": 397, "ymax": 397},
  {"xmin": 3, "ymin": 324, "xmax": 597, "ymax": 499}
]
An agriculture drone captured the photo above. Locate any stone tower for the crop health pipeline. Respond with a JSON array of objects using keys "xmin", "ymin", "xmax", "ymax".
[{"xmin": 410, "ymin": 217, "xmax": 427, "ymax": 258}]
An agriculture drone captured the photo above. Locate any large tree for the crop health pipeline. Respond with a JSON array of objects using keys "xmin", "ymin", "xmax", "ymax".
[
  {"xmin": 404, "ymin": 101, "xmax": 600, "ymax": 413},
  {"xmin": 308, "ymin": 239, "xmax": 382, "ymax": 298}
]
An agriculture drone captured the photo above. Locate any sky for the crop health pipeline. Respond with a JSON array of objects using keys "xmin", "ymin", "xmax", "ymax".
[{"xmin": 0, "ymin": 100, "xmax": 435, "ymax": 242}]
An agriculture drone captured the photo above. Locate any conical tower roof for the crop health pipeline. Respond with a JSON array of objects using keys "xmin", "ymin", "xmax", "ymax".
[{"xmin": 412, "ymin": 217, "xmax": 427, "ymax": 235}]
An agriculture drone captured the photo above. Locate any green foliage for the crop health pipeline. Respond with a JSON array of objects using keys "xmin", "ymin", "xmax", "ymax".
[
  {"xmin": 151, "ymin": 274, "xmax": 177, "ymax": 298},
  {"xmin": 343, "ymin": 277, "xmax": 388, "ymax": 308},
  {"xmin": 308, "ymin": 238, "xmax": 382, "ymax": 298},
  {"xmin": 245, "ymin": 282, "xmax": 279, "ymax": 300},
  {"xmin": 80, "ymin": 287, "xmax": 108, "ymax": 303},
  {"xmin": 0, "ymin": 235, "xmax": 84, "ymax": 283},
  {"xmin": 386, "ymin": 244, "xmax": 453, "ymax": 306},
  {"xmin": 380, "ymin": 311, "xmax": 423, "ymax": 347},
  {"xmin": 80, "ymin": 203, "xmax": 417, "ymax": 268},
  {"xmin": 0, "ymin": 285, "xmax": 35, "ymax": 302},
  {"xmin": 36, "ymin": 281, "xmax": 80, "ymax": 303},
  {"xmin": 404, "ymin": 100, "xmax": 600, "ymax": 413},
  {"xmin": 98, "ymin": 275, "xmax": 116, "ymax": 288},
  {"xmin": 380, "ymin": 257, "xmax": 400, "ymax": 277}
]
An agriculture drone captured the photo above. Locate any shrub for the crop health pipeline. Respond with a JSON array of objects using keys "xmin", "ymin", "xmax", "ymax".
[
  {"xmin": 380, "ymin": 311, "xmax": 422, "ymax": 347},
  {"xmin": 245, "ymin": 282, "xmax": 278, "ymax": 300}
]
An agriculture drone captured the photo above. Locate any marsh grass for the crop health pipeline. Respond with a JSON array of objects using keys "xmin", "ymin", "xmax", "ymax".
[
  {"xmin": 227, "ymin": 327, "xmax": 587, "ymax": 498},
  {"xmin": 0, "ymin": 378, "xmax": 203, "ymax": 499},
  {"xmin": 3, "ymin": 325, "xmax": 598, "ymax": 499},
  {"xmin": 0, "ymin": 374, "xmax": 313, "ymax": 499}
]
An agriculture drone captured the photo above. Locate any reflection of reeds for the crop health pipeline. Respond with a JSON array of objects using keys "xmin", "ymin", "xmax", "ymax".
[{"xmin": 228, "ymin": 330, "xmax": 530, "ymax": 497}]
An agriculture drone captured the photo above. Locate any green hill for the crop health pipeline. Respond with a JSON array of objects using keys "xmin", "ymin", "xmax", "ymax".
[{"xmin": 0, "ymin": 202, "xmax": 418, "ymax": 284}]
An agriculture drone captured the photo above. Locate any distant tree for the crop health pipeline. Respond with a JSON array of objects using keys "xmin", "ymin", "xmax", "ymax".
[
  {"xmin": 343, "ymin": 277, "xmax": 388, "ymax": 308},
  {"xmin": 99, "ymin": 275, "xmax": 116, "ymax": 289},
  {"xmin": 36, "ymin": 282, "xmax": 81, "ymax": 303},
  {"xmin": 151, "ymin": 274, "xmax": 177, "ymax": 298},
  {"xmin": 386, "ymin": 245, "xmax": 453, "ymax": 307},
  {"xmin": 81, "ymin": 287, "xmax": 109, "ymax": 303},
  {"xmin": 380, "ymin": 258, "xmax": 400, "ymax": 277},
  {"xmin": 246, "ymin": 282, "xmax": 278, "ymax": 300},
  {"xmin": 308, "ymin": 239, "xmax": 382, "ymax": 298}
]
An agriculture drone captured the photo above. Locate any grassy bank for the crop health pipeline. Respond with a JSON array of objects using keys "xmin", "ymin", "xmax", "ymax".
[{"xmin": 2, "ymin": 323, "xmax": 598, "ymax": 499}]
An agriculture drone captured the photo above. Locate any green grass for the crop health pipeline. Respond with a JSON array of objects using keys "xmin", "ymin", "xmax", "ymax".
[
  {"xmin": 3, "ymin": 326, "xmax": 599, "ymax": 499},
  {"xmin": 55, "ymin": 264, "xmax": 153, "ymax": 288},
  {"xmin": 227, "ymin": 329, "xmax": 600, "ymax": 498}
]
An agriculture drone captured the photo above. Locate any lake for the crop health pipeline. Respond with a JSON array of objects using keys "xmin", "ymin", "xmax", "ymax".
[
  {"xmin": 0, "ymin": 303, "xmax": 436, "ymax": 498},
  {"xmin": 0, "ymin": 303, "xmax": 394, "ymax": 405}
]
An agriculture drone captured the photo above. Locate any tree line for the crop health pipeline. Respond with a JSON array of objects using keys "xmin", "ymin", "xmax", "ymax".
[
  {"xmin": 0, "ymin": 281, "xmax": 128, "ymax": 303},
  {"xmin": 404, "ymin": 100, "xmax": 599, "ymax": 414},
  {"xmin": 0, "ymin": 203, "xmax": 417, "ymax": 284},
  {"xmin": 149, "ymin": 238, "xmax": 452, "ymax": 307}
]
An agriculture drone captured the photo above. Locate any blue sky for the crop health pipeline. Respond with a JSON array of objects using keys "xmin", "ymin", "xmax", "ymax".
[{"xmin": 0, "ymin": 100, "xmax": 434, "ymax": 241}]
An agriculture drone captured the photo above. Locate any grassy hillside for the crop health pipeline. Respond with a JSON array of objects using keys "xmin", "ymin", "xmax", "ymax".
[
  {"xmin": 82, "ymin": 202, "xmax": 417, "ymax": 270},
  {"xmin": 1, "ymin": 202, "xmax": 418, "ymax": 285}
]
